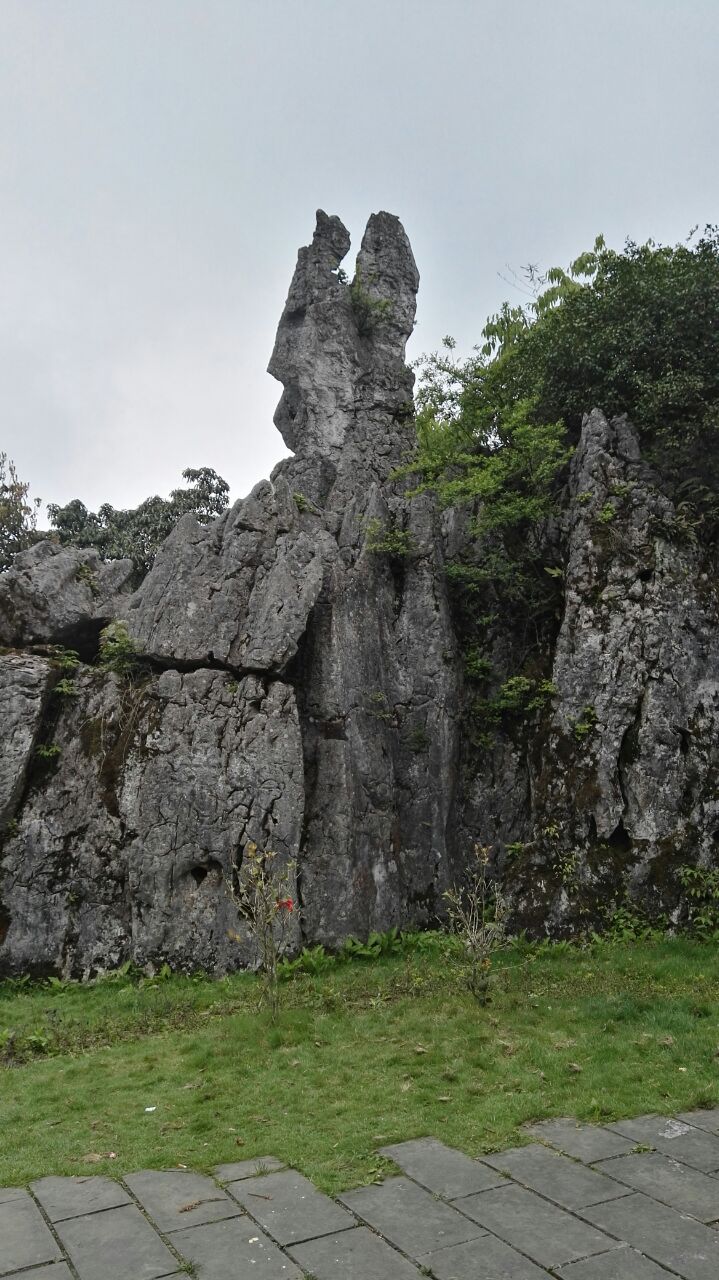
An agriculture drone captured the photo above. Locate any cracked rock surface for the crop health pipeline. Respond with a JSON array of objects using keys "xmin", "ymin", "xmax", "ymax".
[
  {"xmin": 1, "ymin": 667, "xmax": 302, "ymax": 975},
  {"xmin": 0, "ymin": 209, "xmax": 461, "ymax": 974},
  {"xmin": 3, "ymin": 213, "xmax": 716, "ymax": 975},
  {"xmin": 0, "ymin": 543, "xmax": 133, "ymax": 653},
  {"xmin": 465, "ymin": 408, "xmax": 719, "ymax": 932}
]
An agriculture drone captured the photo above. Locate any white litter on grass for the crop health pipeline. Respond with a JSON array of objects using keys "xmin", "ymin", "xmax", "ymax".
[{"xmin": 144, "ymin": 1106, "xmax": 157, "ymax": 1113}]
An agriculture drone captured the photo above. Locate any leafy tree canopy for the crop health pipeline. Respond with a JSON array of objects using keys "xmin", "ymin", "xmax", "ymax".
[
  {"xmin": 0, "ymin": 453, "xmax": 40, "ymax": 572},
  {"xmin": 48, "ymin": 467, "xmax": 230, "ymax": 577},
  {"xmin": 411, "ymin": 227, "xmax": 719, "ymax": 630},
  {"xmin": 415, "ymin": 225, "xmax": 719, "ymax": 513}
]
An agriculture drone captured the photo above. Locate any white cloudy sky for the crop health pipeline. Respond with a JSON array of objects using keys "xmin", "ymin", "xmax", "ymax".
[{"xmin": 2, "ymin": 0, "xmax": 717, "ymax": 515}]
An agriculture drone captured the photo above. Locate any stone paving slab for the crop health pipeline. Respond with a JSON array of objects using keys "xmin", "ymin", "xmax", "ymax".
[
  {"xmin": 606, "ymin": 1114, "xmax": 719, "ymax": 1172},
  {"xmin": 338, "ymin": 1176, "xmax": 484, "ymax": 1258},
  {"xmin": 125, "ymin": 1169, "xmax": 242, "ymax": 1232},
  {"xmin": 54, "ymin": 1202, "xmax": 179, "ymax": 1280},
  {"xmin": 523, "ymin": 1119, "xmax": 636, "ymax": 1164},
  {"xmin": 481, "ymin": 1143, "xmax": 628, "ymax": 1210},
  {"xmin": 214, "ymin": 1156, "xmax": 285, "ymax": 1183},
  {"xmin": 170, "ymin": 1215, "xmax": 303, "ymax": 1278},
  {"xmin": 379, "ymin": 1137, "xmax": 505, "ymax": 1198},
  {"xmin": 580, "ymin": 1190, "xmax": 719, "ymax": 1280},
  {"xmin": 418, "ymin": 1234, "xmax": 553, "ymax": 1277},
  {"xmin": 595, "ymin": 1149, "xmax": 719, "ymax": 1221},
  {"xmin": 0, "ymin": 1189, "xmax": 26, "ymax": 1205},
  {"xmin": 677, "ymin": 1107, "xmax": 719, "ymax": 1135},
  {"xmin": 455, "ymin": 1183, "xmax": 619, "ymax": 1270},
  {"xmin": 227, "ymin": 1168, "xmax": 353, "ymax": 1245},
  {"xmin": 289, "ymin": 1225, "xmax": 423, "ymax": 1278},
  {"xmin": 554, "ymin": 1247, "xmax": 676, "ymax": 1278},
  {"xmin": 32, "ymin": 1174, "xmax": 131, "ymax": 1222},
  {"xmin": 0, "ymin": 1191, "xmax": 63, "ymax": 1276}
]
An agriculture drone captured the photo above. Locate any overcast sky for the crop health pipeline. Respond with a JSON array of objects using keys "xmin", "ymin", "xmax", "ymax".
[{"xmin": 2, "ymin": 0, "xmax": 717, "ymax": 516}]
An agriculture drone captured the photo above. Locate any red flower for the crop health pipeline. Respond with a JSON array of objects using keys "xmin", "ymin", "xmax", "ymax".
[{"xmin": 276, "ymin": 897, "xmax": 294, "ymax": 913}]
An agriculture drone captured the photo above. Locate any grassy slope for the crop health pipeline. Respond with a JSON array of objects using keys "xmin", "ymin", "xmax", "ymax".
[{"xmin": 1, "ymin": 938, "xmax": 718, "ymax": 1194}]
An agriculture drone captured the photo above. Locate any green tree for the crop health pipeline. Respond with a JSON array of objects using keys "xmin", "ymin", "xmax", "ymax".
[
  {"xmin": 412, "ymin": 227, "xmax": 719, "ymax": 614},
  {"xmin": 48, "ymin": 466, "xmax": 230, "ymax": 577},
  {"xmin": 0, "ymin": 453, "xmax": 40, "ymax": 571}
]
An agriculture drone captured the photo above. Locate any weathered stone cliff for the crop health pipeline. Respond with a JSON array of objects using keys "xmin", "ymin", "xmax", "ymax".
[
  {"xmin": 2, "ymin": 212, "xmax": 718, "ymax": 975},
  {"xmin": 0, "ymin": 210, "xmax": 461, "ymax": 975},
  {"xmin": 462, "ymin": 407, "xmax": 719, "ymax": 933}
]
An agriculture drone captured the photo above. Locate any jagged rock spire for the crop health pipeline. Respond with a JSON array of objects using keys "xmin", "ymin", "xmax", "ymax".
[{"xmin": 269, "ymin": 209, "xmax": 419, "ymax": 473}]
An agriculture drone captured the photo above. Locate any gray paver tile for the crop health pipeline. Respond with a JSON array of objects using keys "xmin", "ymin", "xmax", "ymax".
[
  {"xmin": 290, "ymin": 1225, "xmax": 423, "ymax": 1278},
  {"xmin": 555, "ymin": 1246, "xmax": 675, "ymax": 1278},
  {"xmin": 338, "ymin": 1177, "xmax": 484, "ymax": 1259},
  {"xmin": 170, "ymin": 1216, "xmax": 303, "ymax": 1278},
  {"xmin": 581, "ymin": 1191, "xmax": 719, "ymax": 1280},
  {"xmin": 523, "ymin": 1119, "xmax": 635, "ymax": 1164},
  {"xmin": 456, "ymin": 1184, "xmax": 617, "ymax": 1270},
  {"xmin": 480, "ymin": 1144, "xmax": 627, "ymax": 1210},
  {"xmin": 214, "ymin": 1156, "xmax": 284, "ymax": 1183},
  {"xmin": 606, "ymin": 1114, "xmax": 719, "ymax": 1172},
  {"xmin": 0, "ymin": 1187, "xmax": 26, "ymax": 1204},
  {"xmin": 0, "ymin": 1191, "xmax": 63, "ymax": 1276},
  {"xmin": 379, "ymin": 1137, "xmax": 505, "ymax": 1199},
  {"xmin": 418, "ymin": 1234, "xmax": 552, "ymax": 1277},
  {"xmin": 677, "ymin": 1108, "xmax": 719, "ymax": 1135},
  {"xmin": 227, "ymin": 1169, "xmax": 353, "ymax": 1245},
  {"xmin": 125, "ymin": 1169, "xmax": 241, "ymax": 1232},
  {"xmin": 31, "ymin": 1174, "xmax": 131, "ymax": 1222},
  {"xmin": 55, "ymin": 1202, "xmax": 179, "ymax": 1280},
  {"xmin": 595, "ymin": 1150, "xmax": 719, "ymax": 1221}
]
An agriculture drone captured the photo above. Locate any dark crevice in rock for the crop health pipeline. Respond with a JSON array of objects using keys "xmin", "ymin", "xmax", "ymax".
[
  {"xmin": 189, "ymin": 860, "xmax": 223, "ymax": 888},
  {"xmin": 606, "ymin": 818, "xmax": 632, "ymax": 853},
  {"xmin": 53, "ymin": 616, "xmax": 106, "ymax": 665},
  {"xmin": 143, "ymin": 652, "xmax": 283, "ymax": 681}
]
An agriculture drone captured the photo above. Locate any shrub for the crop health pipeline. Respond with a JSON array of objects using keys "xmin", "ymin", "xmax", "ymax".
[
  {"xmin": 227, "ymin": 843, "xmax": 296, "ymax": 1021},
  {"xmin": 97, "ymin": 622, "xmax": 142, "ymax": 679},
  {"xmin": 443, "ymin": 842, "xmax": 508, "ymax": 1005}
]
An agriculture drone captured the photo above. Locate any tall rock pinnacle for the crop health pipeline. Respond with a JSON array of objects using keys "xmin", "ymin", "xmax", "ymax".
[{"xmin": 268, "ymin": 210, "xmax": 419, "ymax": 500}]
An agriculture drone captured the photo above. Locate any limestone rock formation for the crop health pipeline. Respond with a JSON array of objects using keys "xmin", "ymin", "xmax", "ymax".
[
  {"xmin": 3, "ymin": 210, "xmax": 717, "ymax": 975},
  {"xmin": 467, "ymin": 408, "xmax": 719, "ymax": 932},
  {"xmin": 0, "ymin": 209, "xmax": 461, "ymax": 975},
  {"xmin": 0, "ymin": 664, "xmax": 302, "ymax": 975}
]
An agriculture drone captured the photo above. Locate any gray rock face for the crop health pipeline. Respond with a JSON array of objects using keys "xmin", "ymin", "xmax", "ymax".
[
  {"xmin": 123, "ymin": 479, "xmax": 337, "ymax": 671},
  {"xmin": 0, "ymin": 542, "xmax": 133, "ymax": 652},
  {"xmin": 0, "ymin": 655, "xmax": 52, "ymax": 833},
  {"xmin": 0, "ymin": 666, "xmax": 302, "ymax": 975},
  {"xmin": 469, "ymin": 408, "xmax": 719, "ymax": 931}
]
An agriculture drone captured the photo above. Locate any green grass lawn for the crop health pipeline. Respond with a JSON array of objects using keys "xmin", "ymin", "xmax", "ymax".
[{"xmin": 1, "ymin": 937, "xmax": 718, "ymax": 1194}]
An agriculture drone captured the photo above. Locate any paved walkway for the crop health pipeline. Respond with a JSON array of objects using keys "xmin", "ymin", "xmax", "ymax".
[{"xmin": 4, "ymin": 1111, "xmax": 719, "ymax": 1278}]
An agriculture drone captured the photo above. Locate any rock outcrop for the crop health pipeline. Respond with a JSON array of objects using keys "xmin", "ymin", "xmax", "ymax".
[
  {"xmin": 3, "ymin": 211, "xmax": 718, "ymax": 976},
  {"xmin": 0, "ymin": 210, "xmax": 461, "ymax": 974},
  {"xmin": 465, "ymin": 408, "xmax": 719, "ymax": 932},
  {"xmin": 0, "ymin": 542, "xmax": 133, "ymax": 654}
]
